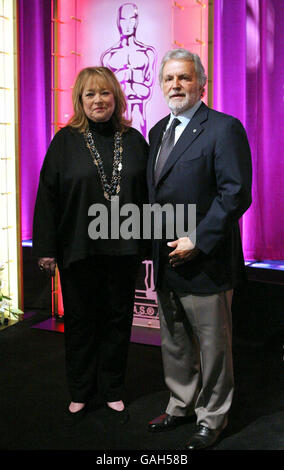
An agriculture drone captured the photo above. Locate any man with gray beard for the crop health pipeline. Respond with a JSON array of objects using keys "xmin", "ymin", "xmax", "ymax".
[{"xmin": 146, "ymin": 49, "xmax": 252, "ymax": 450}]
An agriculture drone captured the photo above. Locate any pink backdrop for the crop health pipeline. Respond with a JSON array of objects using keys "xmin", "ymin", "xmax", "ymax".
[{"xmin": 55, "ymin": 0, "xmax": 208, "ymax": 138}]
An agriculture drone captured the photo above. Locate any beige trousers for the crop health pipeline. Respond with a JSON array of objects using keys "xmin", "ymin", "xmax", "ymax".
[{"xmin": 157, "ymin": 287, "xmax": 234, "ymax": 430}]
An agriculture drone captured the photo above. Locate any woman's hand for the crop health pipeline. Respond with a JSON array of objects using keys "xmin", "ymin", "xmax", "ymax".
[{"xmin": 38, "ymin": 257, "xmax": 57, "ymax": 276}]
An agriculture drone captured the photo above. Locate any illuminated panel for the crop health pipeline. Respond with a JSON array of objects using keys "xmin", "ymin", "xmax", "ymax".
[
  {"xmin": 172, "ymin": 0, "xmax": 209, "ymax": 104},
  {"xmin": 52, "ymin": 0, "xmax": 79, "ymax": 134},
  {"xmin": 52, "ymin": 0, "xmax": 80, "ymax": 316},
  {"xmin": 0, "ymin": 0, "xmax": 22, "ymax": 324}
]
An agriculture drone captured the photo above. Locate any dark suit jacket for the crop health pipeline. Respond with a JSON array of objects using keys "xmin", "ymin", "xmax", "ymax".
[{"xmin": 147, "ymin": 102, "xmax": 252, "ymax": 294}]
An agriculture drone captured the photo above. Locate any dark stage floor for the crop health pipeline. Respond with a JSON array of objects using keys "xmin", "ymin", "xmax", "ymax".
[
  {"xmin": 0, "ymin": 244, "xmax": 283, "ymax": 454},
  {"xmin": 0, "ymin": 308, "xmax": 284, "ymax": 455}
]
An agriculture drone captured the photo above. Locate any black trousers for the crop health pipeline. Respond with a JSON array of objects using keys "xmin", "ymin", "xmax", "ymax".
[{"xmin": 59, "ymin": 255, "xmax": 141, "ymax": 403}]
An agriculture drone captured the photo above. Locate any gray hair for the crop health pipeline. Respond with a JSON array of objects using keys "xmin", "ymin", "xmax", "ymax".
[{"xmin": 159, "ymin": 49, "xmax": 207, "ymax": 88}]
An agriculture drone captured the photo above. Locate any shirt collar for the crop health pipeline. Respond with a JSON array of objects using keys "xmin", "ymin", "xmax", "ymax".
[{"xmin": 168, "ymin": 100, "xmax": 202, "ymax": 128}]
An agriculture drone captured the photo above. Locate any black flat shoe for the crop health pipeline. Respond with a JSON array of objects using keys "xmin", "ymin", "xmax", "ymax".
[
  {"xmin": 105, "ymin": 404, "xmax": 130, "ymax": 424},
  {"xmin": 148, "ymin": 413, "xmax": 192, "ymax": 432},
  {"xmin": 67, "ymin": 404, "xmax": 88, "ymax": 426},
  {"xmin": 185, "ymin": 425, "xmax": 221, "ymax": 450}
]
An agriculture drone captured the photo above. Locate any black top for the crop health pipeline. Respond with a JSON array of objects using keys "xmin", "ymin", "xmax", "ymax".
[{"xmin": 33, "ymin": 121, "xmax": 149, "ymax": 269}]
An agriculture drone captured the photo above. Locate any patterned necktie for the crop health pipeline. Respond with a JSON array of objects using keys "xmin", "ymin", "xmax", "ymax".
[{"xmin": 154, "ymin": 118, "xmax": 181, "ymax": 184}]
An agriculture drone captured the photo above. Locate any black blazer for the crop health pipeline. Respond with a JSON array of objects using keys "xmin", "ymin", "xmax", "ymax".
[{"xmin": 147, "ymin": 102, "xmax": 252, "ymax": 294}]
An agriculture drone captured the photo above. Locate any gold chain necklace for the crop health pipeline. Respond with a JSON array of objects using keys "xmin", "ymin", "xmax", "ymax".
[{"xmin": 84, "ymin": 129, "xmax": 123, "ymax": 201}]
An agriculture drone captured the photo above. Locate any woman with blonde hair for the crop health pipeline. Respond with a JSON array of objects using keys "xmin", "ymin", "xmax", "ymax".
[{"xmin": 33, "ymin": 67, "xmax": 149, "ymax": 422}]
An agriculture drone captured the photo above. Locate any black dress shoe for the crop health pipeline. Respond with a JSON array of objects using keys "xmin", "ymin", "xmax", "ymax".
[
  {"xmin": 185, "ymin": 425, "xmax": 221, "ymax": 450},
  {"xmin": 148, "ymin": 413, "xmax": 190, "ymax": 432}
]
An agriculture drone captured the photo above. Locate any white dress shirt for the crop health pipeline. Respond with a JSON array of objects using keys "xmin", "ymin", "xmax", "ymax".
[{"xmin": 167, "ymin": 100, "xmax": 202, "ymax": 144}]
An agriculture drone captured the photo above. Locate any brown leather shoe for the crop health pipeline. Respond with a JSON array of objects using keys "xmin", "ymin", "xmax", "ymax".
[
  {"xmin": 185, "ymin": 425, "xmax": 221, "ymax": 450},
  {"xmin": 148, "ymin": 413, "xmax": 190, "ymax": 432}
]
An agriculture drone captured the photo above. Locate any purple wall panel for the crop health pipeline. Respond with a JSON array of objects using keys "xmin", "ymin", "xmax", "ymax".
[
  {"xmin": 214, "ymin": 0, "xmax": 284, "ymax": 259},
  {"xmin": 19, "ymin": 0, "xmax": 51, "ymax": 240}
]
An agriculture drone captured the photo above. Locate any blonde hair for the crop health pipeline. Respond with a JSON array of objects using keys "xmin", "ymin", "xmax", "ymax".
[{"xmin": 67, "ymin": 67, "xmax": 131, "ymax": 133}]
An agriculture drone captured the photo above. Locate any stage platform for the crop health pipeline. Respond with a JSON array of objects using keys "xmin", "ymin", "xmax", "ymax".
[
  {"xmin": 245, "ymin": 260, "xmax": 284, "ymax": 284},
  {"xmin": 30, "ymin": 315, "xmax": 162, "ymax": 346}
]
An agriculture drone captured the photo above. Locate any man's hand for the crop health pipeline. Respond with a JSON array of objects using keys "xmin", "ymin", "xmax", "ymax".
[
  {"xmin": 167, "ymin": 237, "xmax": 200, "ymax": 268},
  {"xmin": 38, "ymin": 257, "xmax": 57, "ymax": 276}
]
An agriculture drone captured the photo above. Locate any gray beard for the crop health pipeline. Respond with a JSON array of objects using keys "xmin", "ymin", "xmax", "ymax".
[
  {"xmin": 166, "ymin": 92, "xmax": 200, "ymax": 116},
  {"xmin": 168, "ymin": 102, "xmax": 187, "ymax": 115},
  {"xmin": 167, "ymin": 96, "xmax": 191, "ymax": 115}
]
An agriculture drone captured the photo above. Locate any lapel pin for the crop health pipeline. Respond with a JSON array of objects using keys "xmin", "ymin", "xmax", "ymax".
[{"xmin": 193, "ymin": 129, "xmax": 197, "ymax": 133}]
